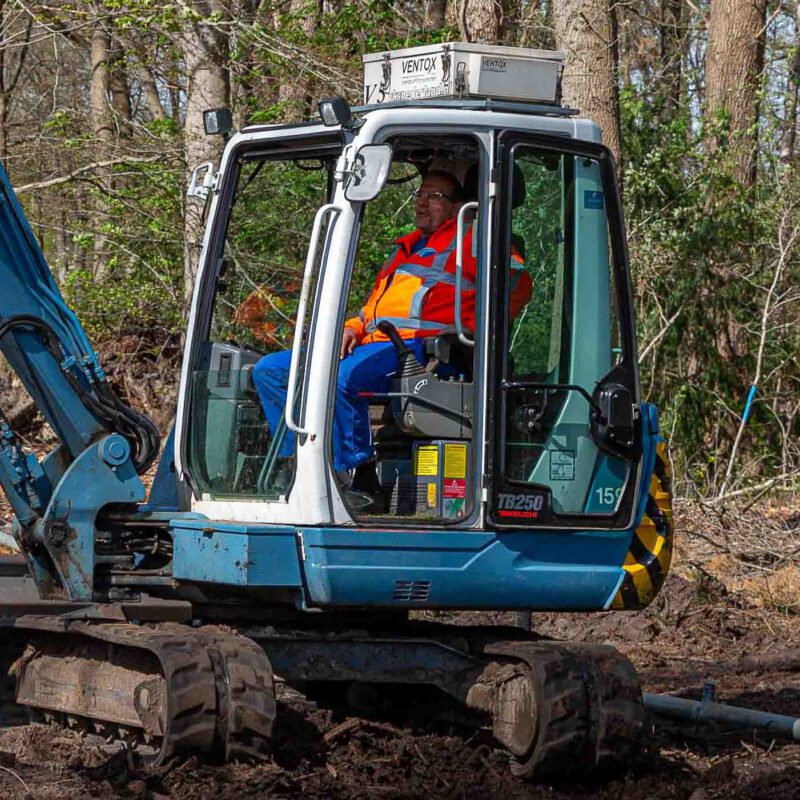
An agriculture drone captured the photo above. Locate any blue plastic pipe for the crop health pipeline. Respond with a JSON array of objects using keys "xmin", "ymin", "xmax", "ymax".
[
  {"xmin": 742, "ymin": 383, "xmax": 758, "ymax": 424},
  {"xmin": 643, "ymin": 692, "xmax": 800, "ymax": 741}
]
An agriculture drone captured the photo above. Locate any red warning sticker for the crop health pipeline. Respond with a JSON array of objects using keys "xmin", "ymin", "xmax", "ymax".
[{"xmin": 443, "ymin": 478, "xmax": 466, "ymax": 499}]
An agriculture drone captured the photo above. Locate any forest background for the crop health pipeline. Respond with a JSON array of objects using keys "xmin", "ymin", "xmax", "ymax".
[{"xmin": 0, "ymin": 0, "xmax": 797, "ymax": 504}]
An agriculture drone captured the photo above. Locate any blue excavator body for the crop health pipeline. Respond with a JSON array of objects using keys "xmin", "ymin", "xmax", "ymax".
[
  {"xmin": 0, "ymin": 116, "xmax": 673, "ymax": 613},
  {"xmin": 0, "ymin": 58, "xmax": 675, "ymax": 776}
]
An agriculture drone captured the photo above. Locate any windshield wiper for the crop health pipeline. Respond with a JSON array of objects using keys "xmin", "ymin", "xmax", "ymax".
[{"xmin": 233, "ymin": 160, "xmax": 265, "ymax": 205}]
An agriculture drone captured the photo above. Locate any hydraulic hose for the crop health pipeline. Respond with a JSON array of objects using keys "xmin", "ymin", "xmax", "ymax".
[{"xmin": 0, "ymin": 314, "xmax": 160, "ymax": 473}]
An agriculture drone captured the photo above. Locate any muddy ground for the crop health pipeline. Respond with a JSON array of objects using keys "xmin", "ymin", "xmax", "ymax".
[{"xmin": 2, "ymin": 494, "xmax": 800, "ymax": 798}]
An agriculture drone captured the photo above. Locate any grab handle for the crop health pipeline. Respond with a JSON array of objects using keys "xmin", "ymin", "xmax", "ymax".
[
  {"xmin": 455, "ymin": 201, "xmax": 478, "ymax": 347},
  {"xmin": 285, "ymin": 203, "xmax": 340, "ymax": 435}
]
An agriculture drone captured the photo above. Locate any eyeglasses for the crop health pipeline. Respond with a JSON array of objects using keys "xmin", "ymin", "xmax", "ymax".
[{"xmin": 411, "ymin": 188, "xmax": 454, "ymax": 203}]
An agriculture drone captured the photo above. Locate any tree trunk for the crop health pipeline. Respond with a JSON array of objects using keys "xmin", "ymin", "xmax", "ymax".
[
  {"xmin": 463, "ymin": 0, "xmax": 508, "ymax": 42},
  {"xmin": 179, "ymin": 3, "xmax": 231, "ymax": 308},
  {"xmin": 109, "ymin": 44, "xmax": 132, "ymax": 138},
  {"xmin": 520, "ymin": 0, "xmax": 556, "ymax": 49},
  {"xmin": 90, "ymin": 22, "xmax": 115, "ymax": 279},
  {"xmin": 425, "ymin": 0, "xmax": 446, "ymax": 29},
  {"xmin": 446, "ymin": 0, "xmax": 469, "ymax": 40},
  {"xmin": 169, "ymin": 78, "xmax": 181, "ymax": 121},
  {"xmin": 553, "ymin": 0, "xmax": 622, "ymax": 165},
  {"xmin": 0, "ymin": 0, "xmax": 7, "ymax": 165},
  {"xmin": 277, "ymin": 0, "xmax": 317, "ymax": 121},
  {"xmin": 90, "ymin": 25, "xmax": 114, "ymax": 147},
  {"xmin": 705, "ymin": 0, "xmax": 767, "ymax": 187},
  {"xmin": 779, "ymin": 4, "xmax": 800, "ymax": 165},
  {"xmin": 135, "ymin": 62, "xmax": 166, "ymax": 122},
  {"xmin": 0, "ymin": 1, "xmax": 31, "ymax": 169},
  {"xmin": 230, "ymin": 0, "xmax": 274, "ymax": 127},
  {"xmin": 659, "ymin": 0, "xmax": 684, "ymax": 119}
]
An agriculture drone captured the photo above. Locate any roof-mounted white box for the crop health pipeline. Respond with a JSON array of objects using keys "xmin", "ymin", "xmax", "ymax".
[{"xmin": 362, "ymin": 42, "xmax": 563, "ymax": 106}]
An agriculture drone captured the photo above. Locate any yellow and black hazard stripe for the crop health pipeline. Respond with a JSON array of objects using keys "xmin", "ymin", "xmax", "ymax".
[{"xmin": 611, "ymin": 441, "xmax": 674, "ymax": 610}]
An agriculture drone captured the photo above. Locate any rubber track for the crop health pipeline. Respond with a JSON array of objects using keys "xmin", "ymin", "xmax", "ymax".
[
  {"xmin": 483, "ymin": 641, "xmax": 643, "ymax": 779},
  {"xmin": 11, "ymin": 619, "xmax": 275, "ymax": 765},
  {"xmin": 200, "ymin": 626, "xmax": 277, "ymax": 761}
]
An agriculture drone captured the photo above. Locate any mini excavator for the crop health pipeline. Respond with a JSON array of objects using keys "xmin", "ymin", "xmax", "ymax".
[{"xmin": 0, "ymin": 43, "xmax": 673, "ymax": 777}]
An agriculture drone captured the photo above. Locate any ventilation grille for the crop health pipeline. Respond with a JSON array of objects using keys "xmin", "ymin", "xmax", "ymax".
[{"xmin": 393, "ymin": 580, "xmax": 431, "ymax": 603}]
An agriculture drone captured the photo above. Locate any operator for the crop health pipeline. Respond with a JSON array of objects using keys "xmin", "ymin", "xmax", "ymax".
[{"xmin": 250, "ymin": 169, "xmax": 531, "ymax": 490}]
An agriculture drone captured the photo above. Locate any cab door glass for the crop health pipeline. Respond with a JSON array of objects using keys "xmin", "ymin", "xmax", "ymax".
[
  {"xmin": 496, "ymin": 143, "xmax": 631, "ymax": 521},
  {"xmin": 187, "ymin": 152, "xmax": 334, "ymax": 500}
]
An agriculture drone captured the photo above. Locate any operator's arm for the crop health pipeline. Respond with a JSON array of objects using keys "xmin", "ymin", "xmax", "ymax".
[
  {"xmin": 341, "ymin": 248, "xmax": 398, "ymax": 357},
  {"xmin": 342, "ymin": 314, "xmax": 366, "ymax": 349},
  {"xmin": 340, "ymin": 326, "xmax": 358, "ymax": 359}
]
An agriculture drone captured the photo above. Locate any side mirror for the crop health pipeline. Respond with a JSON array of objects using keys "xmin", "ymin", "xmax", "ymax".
[
  {"xmin": 592, "ymin": 384, "xmax": 636, "ymax": 451},
  {"xmin": 344, "ymin": 144, "xmax": 392, "ymax": 202}
]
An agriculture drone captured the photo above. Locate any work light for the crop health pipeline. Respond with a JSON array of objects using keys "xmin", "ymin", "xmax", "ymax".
[{"xmin": 318, "ymin": 96, "xmax": 351, "ymax": 127}]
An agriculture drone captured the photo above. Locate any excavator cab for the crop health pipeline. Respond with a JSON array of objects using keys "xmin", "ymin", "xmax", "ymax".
[
  {"xmin": 182, "ymin": 115, "xmax": 640, "ymax": 527},
  {"xmin": 0, "ymin": 41, "xmax": 671, "ymax": 613}
]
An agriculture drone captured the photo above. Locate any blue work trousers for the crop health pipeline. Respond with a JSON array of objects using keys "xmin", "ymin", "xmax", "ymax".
[{"xmin": 252, "ymin": 339, "xmax": 427, "ymax": 472}]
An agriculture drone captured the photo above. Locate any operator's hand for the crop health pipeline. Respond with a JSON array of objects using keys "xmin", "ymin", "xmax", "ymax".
[{"xmin": 340, "ymin": 327, "xmax": 357, "ymax": 359}]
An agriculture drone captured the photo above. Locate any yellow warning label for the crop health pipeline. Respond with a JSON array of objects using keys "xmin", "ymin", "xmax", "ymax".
[
  {"xmin": 444, "ymin": 444, "xmax": 467, "ymax": 478},
  {"xmin": 427, "ymin": 482, "xmax": 437, "ymax": 507},
  {"xmin": 415, "ymin": 446, "xmax": 439, "ymax": 476}
]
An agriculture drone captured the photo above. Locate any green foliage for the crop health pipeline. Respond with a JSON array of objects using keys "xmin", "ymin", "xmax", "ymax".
[
  {"xmin": 64, "ymin": 266, "xmax": 183, "ymax": 340},
  {"xmin": 620, "ymin": 85, "xmax": 800, "ymax": 487},
  {"xmin": 58, "ymin": 158, "xmax": 186, "ymax": 342},
  {"xmin": 14, "ymin": 1, "xmax": 797, "ymax": 496},
  {"xmin": 210, "ymin": 158, "xmax": 329, "ymax": 352},
  {"xmin": 145, "ymin": 117, "xmax": 180, "ymax": 137}
]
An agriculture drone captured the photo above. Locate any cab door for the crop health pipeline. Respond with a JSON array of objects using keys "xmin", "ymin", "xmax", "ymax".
[
  {"xmin": 488, "ymin": 132, "xmax": 641, "ymax": 529},
  {"xmin": 176, "ymin": 127, "xmax": 349, "ymax": 524}
]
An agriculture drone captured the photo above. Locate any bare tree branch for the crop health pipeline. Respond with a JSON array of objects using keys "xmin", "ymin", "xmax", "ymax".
[{"xmin": 15, "ymin": 154, "xmax": 169, "ymax": 193}]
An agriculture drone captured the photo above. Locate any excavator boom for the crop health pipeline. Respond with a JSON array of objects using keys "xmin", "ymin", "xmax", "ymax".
[{"xmin": 0, "ymin": 161, "xmax": 159, "ymax": 601}]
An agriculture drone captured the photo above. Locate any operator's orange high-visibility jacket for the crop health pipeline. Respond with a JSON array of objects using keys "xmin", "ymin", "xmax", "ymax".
[{"xmin": 345, "ymin": 216, "xmax": 531, "ymax": 345}]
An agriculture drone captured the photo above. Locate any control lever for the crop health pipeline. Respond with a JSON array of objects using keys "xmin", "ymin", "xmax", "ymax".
[{"xmin": 376, "ymin": 320, "xmax": 426, "ymax": 377}]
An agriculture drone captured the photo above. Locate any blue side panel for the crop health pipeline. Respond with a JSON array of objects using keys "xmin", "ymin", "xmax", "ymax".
[
  {"xmin": 596, "ymin": 409, "xmax": 659, "ymax": 609},
  {"xmin": 583, "ymin": 453, "xmax": 628, "ymax": 514},
  {"xmin": 633, "ymin": 404, "xmax": 660, "ymax": 526},
  {"xmin": 171, "ymin": 519, "xmax": 302, "ymax": 587},
  {"xmin": 301, "ymin": 528, "xmax": 631, "ymax": 610}
]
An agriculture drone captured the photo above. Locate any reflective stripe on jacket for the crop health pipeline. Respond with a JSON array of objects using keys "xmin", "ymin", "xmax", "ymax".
[{"xmin": 345, "ymin": 216, "xmax": 531, "ymax": 345}]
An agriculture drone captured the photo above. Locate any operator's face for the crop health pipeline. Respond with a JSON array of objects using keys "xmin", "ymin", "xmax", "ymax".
[{"xmin": 415, "ymin": 175, "xmax": 458, "ymax": 235}]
